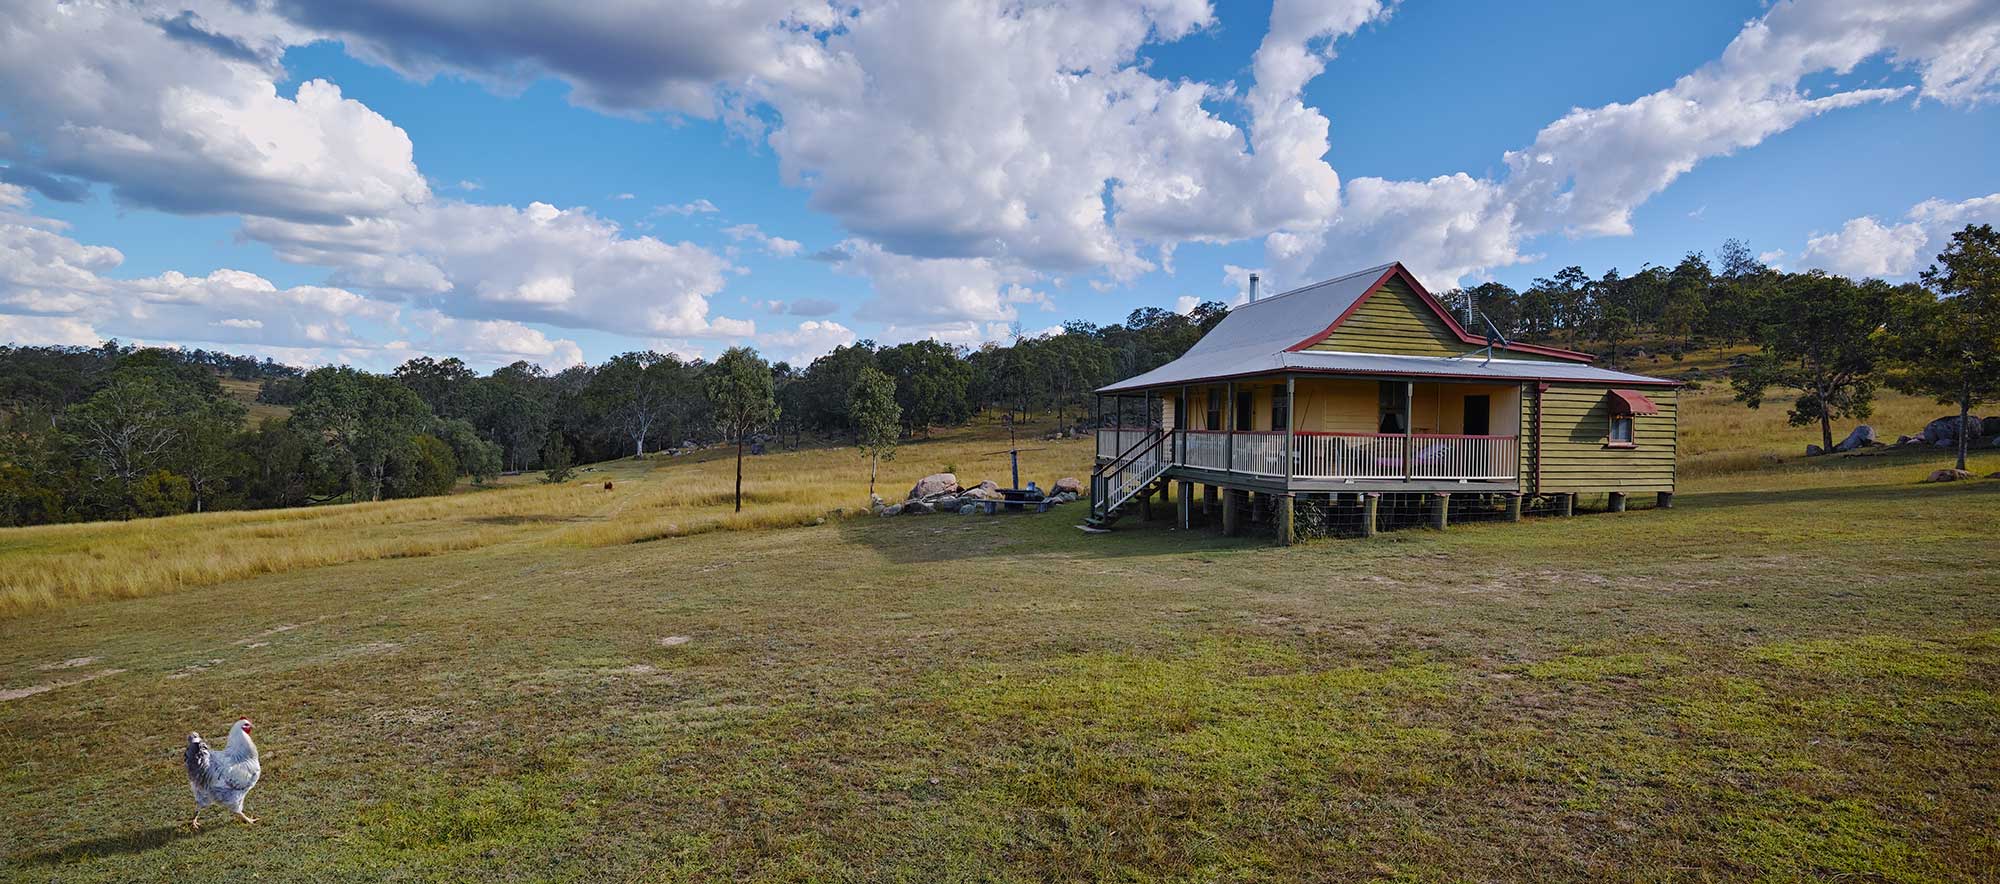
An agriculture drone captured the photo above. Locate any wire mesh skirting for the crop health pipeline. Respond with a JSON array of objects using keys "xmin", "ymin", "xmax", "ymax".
[
  {"xmin": 1163, "ymin": 486, "xmax": 1664, "ymax": 542},
  {"xmin": 1290, "ymin": 491, "xmax": 1516, "ymax": 539}
]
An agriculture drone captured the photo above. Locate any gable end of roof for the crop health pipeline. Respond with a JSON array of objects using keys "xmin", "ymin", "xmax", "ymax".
[{"xmin": 1283, "ymin": 262, "xmax": 1597, "ymax": 364}]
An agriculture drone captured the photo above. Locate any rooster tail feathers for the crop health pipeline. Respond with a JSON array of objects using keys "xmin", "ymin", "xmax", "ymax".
[{"xmin": 184, "ymin": 735, "xmax": 213, "ymax": 783}]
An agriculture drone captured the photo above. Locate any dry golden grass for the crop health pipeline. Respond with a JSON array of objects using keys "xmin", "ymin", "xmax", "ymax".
[
  {"xmin": 1679, "ymin": 383, "xmax": 1966, "ymax": 478},
  {"xmin": 219, "ymin": 376, "xmax": 291, "ymax": 424},
  {"xmin": 550, "ymin": 423, "xmax": 1095, "ymax": 546},
  {"xmin": 0, "ymin": 417, "xmax": 1095, "ymax": 618}
]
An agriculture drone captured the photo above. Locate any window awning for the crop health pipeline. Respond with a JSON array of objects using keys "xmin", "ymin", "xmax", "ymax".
[{"xmin": 1607, "ymin": 388, "xmax": 1660, "ymax": 416}]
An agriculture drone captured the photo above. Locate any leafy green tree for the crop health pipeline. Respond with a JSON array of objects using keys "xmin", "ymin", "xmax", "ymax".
[
  {"xmin": 60, "ymin": 365, "xmax": 243, "ymax": 516},
  {"xmin": 585, "ymin": 351, "xmax": 694, "ymax": 457},
  {"xmin": 131, "ymin": 469, "xmax": 194, "ymax": 517},
  {"xmin": 1660, "ymin": 252, "xmax": 1714, "ymax": 348},
  {"xmin": 0, "ymin": 426, "xmax": 71, "ymax": 526},
  {"xmin": 393, "ymin": 356, "xmax": 477, "ymax": 417},
  {"xmin": 540, "ymin": 433, "xmax": 576, "ymax": 484},
  {"xmin": 1529, "ymin": 266, "xmax": 1593, "ymax": 348},
  {"xmin": 437, "ymin": 418, "xmax": 503, "ymax": 484},
  {"xmin": 797, "ymin": 342, "xmax": 878, "ymax": 437},
  {"xmin": 62, "ymin": 372, "xmax": 199, "ymax": 486},
  {"xmin": 707, "ymin": 347, "xmax": 779, "ymax": 513},
  {"xmin": 1458, "ymin": 282, "xmax": 1521, "ymax": 338},
  {"xmin": 291, "ymin": 366, "xmax": 431, "ymax": 501},
  {"xmin": 477, "ymin": 361, "xmax": 554, "ymax": 471},
  {"xmin": 878, "ymin": 339, "xmax": 971, "ymax": 436},
  {"xmin": 1886, "ymin": 224, "xmax": 2000, "ymax": 471},
  {"xmin": 170, "ymin": 392, "xmax": 250, "ymax": 513},
  {"xmin": 386, "ymin": 434, "xmax": 460, "ymax": 498},
  {"xmin": 1731, "ymin": 271, "xmax": 1895, "ymax": 452},
  {"xmin": 848, "ymin": 366, "xmax": 901, "ymax": 497},
  {"xmin": 238, "ymin": 417, "xmax": 322, "ymax": 508},
  {"xmin": 1039, "ymin": 330, "xmax": 1112, "ymax": 421},
  {"xmin": 1703, "ymin": 239, "xmax": 1770, "ymax": 342}
]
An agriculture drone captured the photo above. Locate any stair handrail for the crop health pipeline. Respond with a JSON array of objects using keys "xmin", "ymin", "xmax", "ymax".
[
  {"xmin": 1094, "ymin": 425, "xmax": 1167, "ymax": 478},
  {"xmin": 1090, "ymin": 428, "xmax": 1172, "ymax": 520}
]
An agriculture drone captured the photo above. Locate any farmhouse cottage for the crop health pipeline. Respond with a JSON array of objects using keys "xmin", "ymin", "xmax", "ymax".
[{"xmin": 1087, "ymin": 262, "xmax": 1681, "ymax": 542}]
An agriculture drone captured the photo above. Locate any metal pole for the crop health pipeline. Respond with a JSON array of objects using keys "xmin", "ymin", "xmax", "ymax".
[
  {"xmin": 1403, "ymin": 380, "xmax": 1414, "ymax": 482},
  {"xmin": 1285, "ymin": 375, "xmax": 1296, "ymax": 490},
  {"xmin": 1225, "ymin": 380, "xmax": 1236, "ymax": 474},
  {"xmin": 1180, "ymin": 384, "xmax": 1190, "ymax": 466}
]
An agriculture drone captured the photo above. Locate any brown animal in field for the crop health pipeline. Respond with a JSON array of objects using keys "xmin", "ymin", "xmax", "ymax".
[{"xmin": 604, "ymin": 481, "xmax": 615, "ymax": 491}]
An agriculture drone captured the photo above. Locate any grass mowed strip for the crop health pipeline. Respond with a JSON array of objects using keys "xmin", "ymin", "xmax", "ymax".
[{"xmin": 3, "ymin": 443, "xmax": 1997, "ymax": 881}]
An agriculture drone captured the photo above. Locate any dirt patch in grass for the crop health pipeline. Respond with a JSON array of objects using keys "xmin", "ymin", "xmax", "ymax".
[{"xmin": 0, "ymin": 667, "xmax": 126, "ymax": 702}]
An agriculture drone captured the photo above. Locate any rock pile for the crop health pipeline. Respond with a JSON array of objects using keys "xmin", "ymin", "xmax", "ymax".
[
  {"xmin": 872, "ymin": 473, "xmax": 1084, "ymax": 517},
  {"xmin": 1885, "ymin": 414, "xmax": 1995, "ymax": 450},
  {"xmin": 1812, "ymin": 415, "xmax": 2000, "ymax": 457}
]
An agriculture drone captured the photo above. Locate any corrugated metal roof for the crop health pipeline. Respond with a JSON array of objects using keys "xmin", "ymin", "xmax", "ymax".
[
  {"xmin": 1176, "ymin": 262, "xmax": 1394, "ymax": 357},
  {"xmin": 1282, "ymin": 351, "xmax": 1681, "ymax": 386},
  {"xmin": 1095, "ymin": 262, "xmax": 1680, "ymax": 393},
  {"xmin": 1097, "ymin": 349, "xmax": 1680, "ymax": 391}
]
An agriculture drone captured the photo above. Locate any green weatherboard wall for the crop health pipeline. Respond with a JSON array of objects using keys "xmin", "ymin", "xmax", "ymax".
[
  {"xmin": 1526, "ymin": 384, "xmax": 1678, "ymax": 494},
  {"xmin": 1308, "ymin": 278, "xmax": 1571, "ymax": 362}
]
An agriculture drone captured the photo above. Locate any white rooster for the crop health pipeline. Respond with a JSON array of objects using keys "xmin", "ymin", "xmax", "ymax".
[{"xmin": 183, "ymin": 718, "xmax": 262, "ymax": 829}]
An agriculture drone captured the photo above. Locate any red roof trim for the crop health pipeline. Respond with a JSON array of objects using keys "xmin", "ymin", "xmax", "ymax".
[
  {"xmin": 1607, "ymin": 389, "xmax": 1660, "ymax": 416},
  {"xmin": 1282, "ymin": 265, "xmax": 1400, "ymax": 354},
  {"xmin": 1100, "ymin": 365, "xmax": 1683, "ymax": 394},
  {"xmin": 1285, "ymin": 263, "xmax": 1597, "ymax": 363}
]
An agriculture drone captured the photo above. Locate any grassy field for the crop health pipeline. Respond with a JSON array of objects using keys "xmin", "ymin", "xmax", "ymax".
[
  {"xmin": 219, "ymin": 377, "xmax": 290, "ymax": 425},
  {"xmin": 3, "ymin": 401, "xmax": 1998, "ymax": 880},
  {"xmin": 0, "ymin": 422, "xmax": 1096, "ymax": 618}
]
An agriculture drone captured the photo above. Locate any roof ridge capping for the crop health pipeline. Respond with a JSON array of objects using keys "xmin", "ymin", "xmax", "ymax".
[
  {"xmin": 1265, "ymin": 261, "xmax": 1596, "ymax": 364},
  {"xmin": 1236, "ymin": 261, "xmax": 1398, "ymax": 310}
]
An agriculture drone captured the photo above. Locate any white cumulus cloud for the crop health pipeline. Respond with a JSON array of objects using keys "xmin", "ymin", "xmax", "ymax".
[
  {"xmin": 0, "ymin": 1, "xmax": 427, "ymax": 222},
  {"xmin": 241, "ymin": 200, "xmax": 747, "ymax": 339},
  {"xmin": 1796, "ymin": 192, "xmax": 2000, "ymax": 277}
]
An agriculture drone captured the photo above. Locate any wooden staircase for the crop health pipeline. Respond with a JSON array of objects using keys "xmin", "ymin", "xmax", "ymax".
[{"xmin": 1084, "ymin": 428, "xmax": 1172, "ymax": 530}]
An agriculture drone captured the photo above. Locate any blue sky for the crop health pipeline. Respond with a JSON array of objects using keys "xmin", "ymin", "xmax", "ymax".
[{"xmin": 3, "ymin": 0, "xmax": 1997, "ymax": 370}]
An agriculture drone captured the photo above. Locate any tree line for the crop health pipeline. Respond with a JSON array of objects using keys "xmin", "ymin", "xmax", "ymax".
[
  {"xmin": 2, "ymin": 225, "xmax": 1992, "ymax": 526},
  {"xmin": 1438, "ymin": 227, "xmax": 1998, "ymax": 467}
]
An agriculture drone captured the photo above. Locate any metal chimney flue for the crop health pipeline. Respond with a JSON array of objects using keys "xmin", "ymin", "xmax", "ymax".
[{"xmin": 1248, "ymin": 272, "xmax": 1261, "ymax": 303}]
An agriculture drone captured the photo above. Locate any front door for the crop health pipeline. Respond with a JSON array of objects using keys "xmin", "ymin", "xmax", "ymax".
[{"xmin": 1463, "ymin": 394, "xmax": 1491, "ymax": 436}]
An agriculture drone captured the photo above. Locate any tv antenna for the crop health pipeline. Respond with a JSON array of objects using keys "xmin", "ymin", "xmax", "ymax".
[{"xmin": 1447, "ymin": 309, "xmax": 1511, "ymax": 366}]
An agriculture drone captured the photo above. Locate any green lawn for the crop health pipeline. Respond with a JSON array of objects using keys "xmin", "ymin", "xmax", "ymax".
[{"xmin": 2, "ymin": 446, "xmax": 1998, "ymax": 881}]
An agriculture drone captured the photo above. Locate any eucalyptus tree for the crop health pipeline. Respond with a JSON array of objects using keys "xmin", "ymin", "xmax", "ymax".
[
  {"xmin": 1731, "ymin": 271, "xmax": 1896, "ymax": 452},
  {"xmin": 1887, "ymin": 224, "xmax": 2000, "ymax": 471},
  {"xmin": 848, "ymin": 366, "xmax": 900, "ymax": 497},
  {"xmin": 707, "ymin": 347, "xmax": 780, "ymax": 513}
]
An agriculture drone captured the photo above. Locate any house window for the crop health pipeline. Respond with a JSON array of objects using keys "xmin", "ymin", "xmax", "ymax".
[
  {"xmin": 1603, "ymin": 389, "xmax": 1654, "ymax": 448},
  {"xmin": 1236, "ymin": 389, "xmax": 1256, "ymax": 431},
  {"xmin": 1377, "ymin": 381, "xmax": 1409, "ymax": 434},
  {"xmin": 1271, "ymin": 389, "xmax": 1290, "ymax": 431},
  {"xmin": 1205, "ymin": 386, "xmax": 1223, "ymax": 431},
  {"xmin": 1608, "ymin": 415, "xmax": 1635, "ymax": 447}
]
